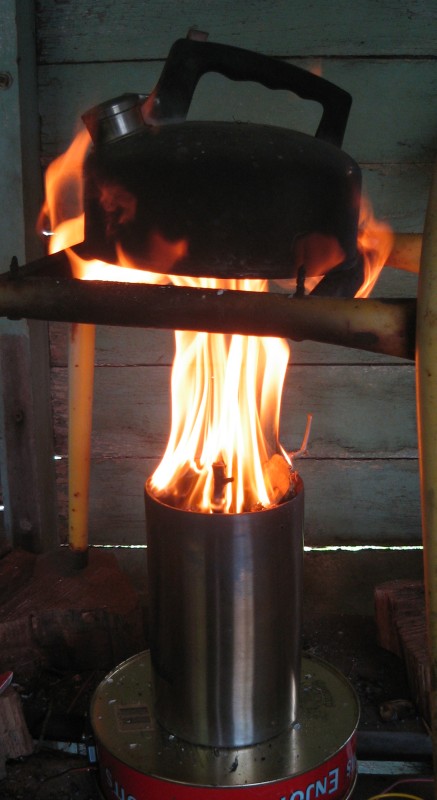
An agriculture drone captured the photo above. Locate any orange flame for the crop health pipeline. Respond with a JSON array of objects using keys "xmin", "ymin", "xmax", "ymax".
[
  {"xmin": 356, "ymin": 197, "xmax": 394, "ymax": 298},
  {"xmin": 150, "ymin": 291, "xmax": 291, "ymax": 513},
  {"xmin": 42, "ymin": 129, "xmax": 391, "ymax": 513},
  {"xmin": 38, "ymin": 129, "xmax": 89, "ymax": 255}
]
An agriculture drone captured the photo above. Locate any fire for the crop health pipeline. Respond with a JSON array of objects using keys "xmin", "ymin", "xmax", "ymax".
[
  {"xmin": 356, "ymin": 198, "xmax": 394, "ymax": 298},
  {"xmin": 39, "ymin": 131, "xmax": 172, "ymax": 285},
  {"xmin": 41, "ymin": 129, "xmax": 392, "ymax": 514},
  {"xmin": 150, "ymin": 311, "xmax": 292, "ymax": 513}
]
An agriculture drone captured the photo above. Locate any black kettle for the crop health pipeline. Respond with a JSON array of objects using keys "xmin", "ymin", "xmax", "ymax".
[{"xmin": 78, "ymin": 37, "xmax": 363, "ymax": 296}]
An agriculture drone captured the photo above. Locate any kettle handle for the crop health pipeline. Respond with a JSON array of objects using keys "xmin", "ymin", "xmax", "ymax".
[{"xmin": 144, "ymin": 38, "xmax": 352, "ymax": 147}]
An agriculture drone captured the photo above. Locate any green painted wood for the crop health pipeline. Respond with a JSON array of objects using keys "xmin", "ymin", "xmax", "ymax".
[
  {"xmin": 49, "ymin": 324, "xmax": 174, "ymax": 368},
  {"xmin": 49, "ymin": 321, "xmax": 414, "ymax": 369},
  {"xmin": 53, "ymin": 455, "xmax": 421, "ymax": 546},
  {"xmin": 0, "ymin": 1, "xmax": 57, "ymax": 552},
  {"xmin": 301, "ymin": 458, "xmax": 421, "ymax": 546},
  {"xmin": 0, "ymin": 13, "xmax": 26, "ymax": 271},
  {"xmin": 0, "ymin": 0, "xmax": 24, "ymax": 552},
  {"xmin": 37, "ymin": 59, "xmax": 437, "ymax": 167},
  {"xmin": 50, "ymin": 362, "xmax": 417, "ymax": 459},
  {"xmin": 0, "ymin": 333, "xmax": 53, "ymax": 550},
  {"xmin": 302, "ymin": 550, "xmax": 424, "ymax": 617},
  {"xmin": 36, "ymin": 0, "xmax": 437, "ymax": 64},
  {"xmin": 16, "ymin": 3, "xmax": 59, "ymax": 553},
  {"xmin": 362, "ymin": 165, "xmax": 431, "ymax": 231}
]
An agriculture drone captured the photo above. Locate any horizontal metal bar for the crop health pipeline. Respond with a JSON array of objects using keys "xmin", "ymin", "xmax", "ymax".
[{"xmin": 0, "ymin": 274, "xmax": 416, "ymax": 359}]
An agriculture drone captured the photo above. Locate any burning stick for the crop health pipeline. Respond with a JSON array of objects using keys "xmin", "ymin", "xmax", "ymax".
[
  {"xmin": 211, "ymin": 461, "xmax": 234, "ymax": 513},
  {"xmin": 262, "ymin": 455, "xmax": 300, "ymax": 507},
  {"xmin": 289, "ymin": 413, "xmax": 313, "ymax": 460},
  {"xmin": 261, "ymin": 415, "xmax": 313, "ymax": 507}
]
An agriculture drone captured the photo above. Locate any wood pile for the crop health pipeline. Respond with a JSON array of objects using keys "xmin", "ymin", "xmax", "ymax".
[
  {"xmin": 0, "ymin": 687, "xmax": 33, "ymax": 779},
  {"xmin": 0, "ymin": 548, "xmax": 146, "ymax": 684},
  {"xmin": 374, "ymin": 579, "xmax": 429, "ymax": 724}
]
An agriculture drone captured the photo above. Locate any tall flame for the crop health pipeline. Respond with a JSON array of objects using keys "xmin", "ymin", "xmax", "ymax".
[
  {"xmin": 150, "ymin": 295, "xmax": 291, "ymax": 513},
  {"xmin": 42, "ymin": 130, "xmax": 391, "ymax": 514}
]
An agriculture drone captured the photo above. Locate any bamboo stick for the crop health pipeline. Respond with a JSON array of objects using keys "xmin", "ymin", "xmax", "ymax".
[
  {"xmin": 0, "ymin": 276, "xmax": 416, "ymax": 359},
  {"xmin": 68, "ymin": 322, "xmax": 95, "ymax": 566},
  {"xmin": 415, "ymin": 161, "xmax": 437, "ymax": 779}
]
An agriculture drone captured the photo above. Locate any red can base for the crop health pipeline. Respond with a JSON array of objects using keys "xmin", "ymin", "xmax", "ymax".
[{"xmin": 92, "ymin": 652, "xmax": 359, "ymax": 800}]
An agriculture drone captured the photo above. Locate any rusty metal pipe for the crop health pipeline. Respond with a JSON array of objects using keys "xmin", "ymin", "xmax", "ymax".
[
  {"xmin": 416, "ymin": 160, "xmax": 437, "ymax": 773},
  {"xmin": 0, "ymin": 276, "xmax": 415, "ymax": 359},
  {"xmin": 386, "ymin": 233, "xmax": 422, "ymax": 273}
]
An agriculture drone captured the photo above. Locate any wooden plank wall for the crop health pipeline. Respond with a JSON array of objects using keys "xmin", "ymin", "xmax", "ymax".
[
  {"xmin": 36, "ymin": 1, "xmax": 436, "ymax": 548},
  {"xmin": 0, "ymin": 1, "xmax": 57, "ymax": 555}
]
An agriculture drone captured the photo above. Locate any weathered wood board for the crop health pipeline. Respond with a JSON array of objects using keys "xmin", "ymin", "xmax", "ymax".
[
  {"xmin": 375, "ymin": 580, "xmax": 429, "ymax": 723},
  {"xmin": 53, "ymin": 456, "xmax": 421, "ymax": 546},
  {"xmin": 35, "ymin": 0, "xmax": 437, "ymax": 63},
  {"xmin": 50, "ymin": 321, "xmax": 411, "ymax": 370},
  {"xmin": 38, "ymin": 58, "xmax": 437, "ymax": 167},
  {"xmin": 0, "ymin": 548, "xmax": 146, "ymax": 677},
  {"xmin": 0, "ymin": 2, "xmax": 58, "ymax": 552},
  {"xmin": 50, "ymin": 362, "xmax": 417, "ymax": 459},
  {"xmin": 33, "ymin": 0, "xmax": 433, "ymax": 552}
]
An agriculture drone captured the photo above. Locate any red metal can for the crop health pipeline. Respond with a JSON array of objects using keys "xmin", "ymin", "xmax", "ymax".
[{"xmin": 92, "ymin": 652, "xmax": 359, "ymax": 800}]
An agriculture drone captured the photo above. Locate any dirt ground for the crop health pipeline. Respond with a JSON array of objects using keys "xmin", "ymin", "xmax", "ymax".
[
  {"xmin": 0, "ymin": 752, "xmax": 100, "ymax": 800},
  {"xmin": 0, "ymin": 613, "xmax": 433, "ymax": 799},
  {"xmin": 0, "ymin": 669, "xmax": 102, "ymax": 800}
]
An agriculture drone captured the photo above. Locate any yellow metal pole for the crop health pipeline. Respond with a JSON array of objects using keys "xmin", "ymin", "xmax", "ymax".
[
  {"xmin": 68, "ymin": 322, "xmax": 96, "ymax": 567},
  {"xmin": 416, "ymin": 159, "xmax": 437, "ymax": 773}
]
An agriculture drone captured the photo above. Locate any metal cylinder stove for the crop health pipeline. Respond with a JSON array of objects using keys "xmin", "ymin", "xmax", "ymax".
[
  {"xmin": 145, "ymin": 478, "xmax": 304, "ymax": 749},
  {"xmin": 92, "ymin": 473, "xmax": 358, "ymax": 800}
]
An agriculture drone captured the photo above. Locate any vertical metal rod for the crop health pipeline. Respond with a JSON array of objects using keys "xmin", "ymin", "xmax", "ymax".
[
  {"xmin": 68, "ymin": 322, "xmax": 96, "ymax": 566},
  {"xmin": 416, "ymin": 157, "xmax": 437, "ymax": 782}
]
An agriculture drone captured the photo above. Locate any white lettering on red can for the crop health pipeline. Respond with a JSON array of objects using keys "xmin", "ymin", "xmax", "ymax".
[
  {"xmin": 346, "ymin": 756, "xmax": 357, "ymax": 778},
  {"xmin": 104, "ymin": 769, "xmax": 137, "ymax": 800},
  {"xmin": 305, "ymin": 783, "xmax": 315, "ymax": 800},
  {"xmin": 278, "ymin": 764, "xmax": 346, "ymax": 800},
  {"xmin": 328, "ymin": 768, "xmax": 339, "ymax": 794}
]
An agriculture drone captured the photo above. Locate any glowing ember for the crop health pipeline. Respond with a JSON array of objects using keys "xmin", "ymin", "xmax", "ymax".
[{"xmin": 41, "ymin": 129, "xmax": 392, "ymax": 514}]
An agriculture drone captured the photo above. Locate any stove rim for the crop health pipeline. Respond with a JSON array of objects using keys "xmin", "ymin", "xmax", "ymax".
[
  {"xmin": 91, "ymin": 649, "xmax": 360, "ymax": 790},
  {"xmin": 144, "ymin": 472, "xmax": 304, "ymax": 518}
]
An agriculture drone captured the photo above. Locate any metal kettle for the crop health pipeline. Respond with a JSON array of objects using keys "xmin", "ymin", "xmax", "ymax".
[{"xmin": 78, "ymin": 37, "xmax": 363, "ymax": 296}]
